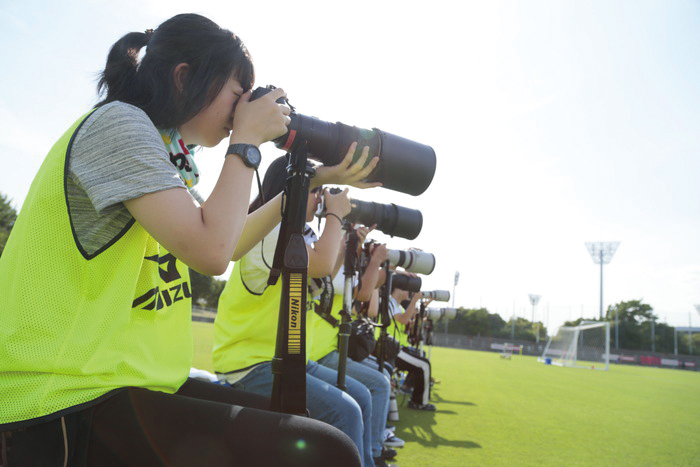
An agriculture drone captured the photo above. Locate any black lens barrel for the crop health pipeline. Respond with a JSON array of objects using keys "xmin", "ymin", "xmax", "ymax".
[
  {"xmin": 392, "ymin": 274, "xmax": 422, "ymax": 293},
  {"xmin": 346, "ymin": 200, "xmax": 423, "ymax": 240},
  {"xmin": 251, "ymin": 86, "xmax": 436, "ymax": 197}
]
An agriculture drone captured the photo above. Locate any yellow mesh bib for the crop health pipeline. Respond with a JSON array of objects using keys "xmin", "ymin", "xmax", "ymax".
[
  {"xmin": 309, "ymin": 294, "xmax": 344, "ymax": 362},
  {"xmin": 213, "ymin": 260, "xmax": 315, "ymax": 373},
  {"xmin": 0, "ymin": 112, "xmax": 192, "ymax": 427}
]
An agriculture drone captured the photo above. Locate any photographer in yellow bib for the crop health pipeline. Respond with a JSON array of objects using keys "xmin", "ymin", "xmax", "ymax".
[
  {"xmin": 0, "ymin": 13, "xmax": 376, "ymax": 466},
  {"xmin": 214, "ymin": 154, "xmax": 380, "ymax": 467}
]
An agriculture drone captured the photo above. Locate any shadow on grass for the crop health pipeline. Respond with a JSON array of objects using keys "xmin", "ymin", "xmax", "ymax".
[
  {"xmin": 396, "ymin": 410, "xmax": 482, "ymax": 449},
  {"xmin": 398, "ymin": 388, "xmax": 477, "ymax": 407},
  {"xmin": 395, "ymin": 389, "xmax": 481, "ymax": 449},
  {"xmin": 431, "ymin": 392, "xmax": 477, "ymax": 407}
]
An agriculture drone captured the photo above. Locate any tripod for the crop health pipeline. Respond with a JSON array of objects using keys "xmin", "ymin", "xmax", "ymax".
[
  {"xmin": 375, "ymin": 262, "xmax": 393, "ymax": 373},
  {"xmin": 268, "ymin": 142, "xmax": 314, "ymax": 415},
  {"xmin": 335, "ymin": 226, "xmax": 358, "ymax": 391},
  {"xmin": 408, "ymin": 301, "xmax": 427, "ymax": 348}
]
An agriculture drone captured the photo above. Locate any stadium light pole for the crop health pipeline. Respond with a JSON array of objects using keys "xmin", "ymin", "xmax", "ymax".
[
  {"xmin": 447, "ymin": 271, "xmax": 459, "ymax": 335},
  {"xmin": 585, "ymin": 242, "xmax": 620, "ymax": 320},
  {"xmin": 674, "ymin": 327, "xmax": 678, "ymax": 356},
  {"xmin": 690, "ymin": 304, "xmax": 700, "ymax": 355},
  {"xmin": 529, "ymin": 294, "xmax": 541, "ymax": 343},
  {"xmin": 689, "ymin": 311, "xmax": 692, "ymax": 355}
]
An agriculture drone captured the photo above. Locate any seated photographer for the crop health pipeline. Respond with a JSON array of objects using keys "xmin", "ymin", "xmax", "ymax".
[
  {"xmin": 0, "ymin": 14, "xmax": 375, "ymax": 466},
  {"xmin": 310, "ymin": 231, "xmax": 396, "ymax": 465},
  {"xmin": 213, "ymin": 154, "xmax": 380, "ymax": 467},
  {"xmin": 388, "ymin": 286, "xmax": 436, "ymax": 411}
]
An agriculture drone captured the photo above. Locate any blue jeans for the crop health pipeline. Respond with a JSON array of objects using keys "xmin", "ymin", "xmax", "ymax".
[
  {"xmin": 359, "ymin": 355, "xmax": 393, "ymax": 379},
  {"xmin": 318, "ymin": 351, "xmax": 391, "ymax": 458},
  {"xmin": 230, "ymin": 360, "xmax": 374, "ymax": 467}
]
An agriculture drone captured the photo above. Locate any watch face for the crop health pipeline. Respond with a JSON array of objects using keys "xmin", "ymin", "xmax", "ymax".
[{"xmin": 246, "ymin": 146, "xmax": 261, "ymax": 167}]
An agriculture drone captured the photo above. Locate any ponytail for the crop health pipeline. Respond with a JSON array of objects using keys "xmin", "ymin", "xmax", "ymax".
[
  {"xmin": 96, "ymin": 31, "xmax": 151, "ymax": 108},
  {"xmin": 95, "ymin": 14, "xmax": 255, "ymax": 130}
]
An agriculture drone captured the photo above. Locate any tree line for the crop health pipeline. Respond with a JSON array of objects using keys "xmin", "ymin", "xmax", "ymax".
[
  {"xmin": 1, "ymin": 193, "xmax": 697, "ymax": 354},
  {"xmin": 443, "ymin": 299, "xmax": 699, "ymax": 356}
]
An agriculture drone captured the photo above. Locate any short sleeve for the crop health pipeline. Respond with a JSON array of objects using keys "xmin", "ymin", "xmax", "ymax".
[
  {"xmin": 70, "ymin": 102, "xmax": 185, "ymax": 214},
  {"xmin": 389, "ymin": 297, "xmax": 405, "ymax": 317}
]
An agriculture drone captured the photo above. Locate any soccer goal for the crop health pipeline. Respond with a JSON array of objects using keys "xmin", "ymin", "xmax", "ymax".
[{"xmin": 539, "ymin": 321, "xmax": 610, "ymax": 370}]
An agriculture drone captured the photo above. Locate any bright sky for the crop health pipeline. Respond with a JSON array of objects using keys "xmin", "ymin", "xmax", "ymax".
[{"xmin": 1, "ymin": 0, "xmax": 699, "ymax": 334}]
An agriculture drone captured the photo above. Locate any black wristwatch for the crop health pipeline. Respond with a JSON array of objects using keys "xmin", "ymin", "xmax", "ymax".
[{"xmin": 226, "ymin": 143, "xmax": 261, "ymax": 169}]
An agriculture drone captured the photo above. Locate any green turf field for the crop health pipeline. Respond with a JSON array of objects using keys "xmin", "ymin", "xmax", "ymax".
[{"xmin": 192, "ymin": 321, "xmax": 700, "ymax": 466}]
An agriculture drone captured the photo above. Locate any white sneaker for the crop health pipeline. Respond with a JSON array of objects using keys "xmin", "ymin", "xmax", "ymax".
[{"xmin": 384, "ymin": 430, "xmax": 405, "ymax": 448}]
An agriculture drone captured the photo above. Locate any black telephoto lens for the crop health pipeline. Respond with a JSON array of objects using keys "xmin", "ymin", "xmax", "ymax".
[
  {"xmin": 391, "ymin": 274, "xmax": 422, "ymax": 293},
  {"xmin": 346, "ymin": 200, "xmax": 423, "ymax": 240},
  {"xmin": 250, "ymin": 85, "xmax": 436, "ymax": 196}
]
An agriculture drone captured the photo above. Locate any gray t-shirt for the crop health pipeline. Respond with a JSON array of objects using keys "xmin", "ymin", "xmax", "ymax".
[{"xmin": 66, "ymin": 102, "xmax": 187, "ymax": 257}]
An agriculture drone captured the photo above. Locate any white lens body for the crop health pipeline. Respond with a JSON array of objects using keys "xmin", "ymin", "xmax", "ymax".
[
  {"xmin": 427, "ymin": 307, "xmax": 456, "ymax": 321},
  {"xmin": 387, "ymin": 249, "xmax": 435, "ymax": 275},
  {"xmin": 423, "ymin": 290, "xmax": 450, "ymax": 302}
]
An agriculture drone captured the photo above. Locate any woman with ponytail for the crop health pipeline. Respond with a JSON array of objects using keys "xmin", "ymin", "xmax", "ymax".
[{"xmin": 0, "ymin": 13, "xmax": 375, "ymax": 466}]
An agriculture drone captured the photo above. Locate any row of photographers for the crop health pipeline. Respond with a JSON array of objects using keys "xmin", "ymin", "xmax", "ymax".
[
  {"xmin": 209, "ymin": 155, "xmax": 449, "ymax": 467},
  {"xmin": 0, "ymin": 13, "xmax": 439, "ymax": 467}
]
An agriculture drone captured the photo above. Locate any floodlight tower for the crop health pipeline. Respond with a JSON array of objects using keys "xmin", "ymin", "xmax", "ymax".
[
  {"xmin": 692, "ymin": 304, "xmax": 700, "ymax": 354},
  {"xmin": 529, "ymin": 294, "xmax": 541, "ymax": 343},
  {"xmin": 585, "ymin": 242, "xmax": 620, "ymax": 320},
  {"xmin": 447, "ymin": 271, "xmax": 459, "ymax": 334}
]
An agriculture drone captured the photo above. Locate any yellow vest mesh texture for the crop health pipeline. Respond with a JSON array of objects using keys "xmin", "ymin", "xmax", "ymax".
[
  {"xmin": 309, "ymin": 294, "xmax": 344, "ymax": 361},
  {"xmin": 0, "ymin": 112, "xmax": 192, "ymax": 426},
  {"xmin": 213, "ymin": 259, "xmax": 316, "ymax": 373}
]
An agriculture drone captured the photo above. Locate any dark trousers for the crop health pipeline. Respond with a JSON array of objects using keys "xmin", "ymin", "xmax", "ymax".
[
  {"xmin": 1, "ymin": 378, "xmax": 360, "ymax": 467},
  {"xmin": 396, "ymin": 347, "xmax": 432, "ymax": 405}
]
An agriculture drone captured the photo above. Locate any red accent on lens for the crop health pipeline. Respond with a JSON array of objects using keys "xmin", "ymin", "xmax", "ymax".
[{"xmin": 281, "ymin": 130, "xmax": 297, "ymax": 151}]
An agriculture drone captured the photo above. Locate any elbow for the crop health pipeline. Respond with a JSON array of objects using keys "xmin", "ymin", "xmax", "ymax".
[
  {"xmin": 356, "ymin": 289, "xmax": 372, "ymax": 303},
  {"xmin": 230, "ymin": 251, "xmax": 243, "ymax": 262},
  {"xmin": 189, "ymin": 253, "xmax": 231, "ymax": 277},
  {"xmin": 308, "ymin": 261, "xmax": 334, "ymax": 279},
  {"xmin": 191, "ymin": 262, "xmax": 228, "ymax": 277},
  {"xmin": 395, "ymin": 314, "xmax": 408, "ymax": 325}
]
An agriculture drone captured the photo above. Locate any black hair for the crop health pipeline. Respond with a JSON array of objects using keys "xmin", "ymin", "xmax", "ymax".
[
  {"xmin": 248, "ymin": 155, "xmax": 290, "ymax": 213},
  {"xmin": 96, "ymin": 13, "xmax": 254, "ymax": 129}
]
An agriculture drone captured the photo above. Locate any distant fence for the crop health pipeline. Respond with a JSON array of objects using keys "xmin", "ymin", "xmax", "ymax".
[
  {"xmin": 192, "ymin": 306, "xmax": 216, "ymax": 323},
  {"xmin": 191, "ymin": 309, "xmax": 700, "ymax": 371},
  {"xmin": 430, "ymin": 331, "xmax": 700, "ymax": 371}
]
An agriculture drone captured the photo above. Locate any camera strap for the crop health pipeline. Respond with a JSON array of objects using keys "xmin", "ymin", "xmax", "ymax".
[{"xmin": 311, "ymin": 276, "xmax": 338, "ymax": 327}]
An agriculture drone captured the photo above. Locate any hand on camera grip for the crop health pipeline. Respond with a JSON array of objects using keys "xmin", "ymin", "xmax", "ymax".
[{"xmin": 231, "ymin": 88, "xmax": 291, "ymax": 146}]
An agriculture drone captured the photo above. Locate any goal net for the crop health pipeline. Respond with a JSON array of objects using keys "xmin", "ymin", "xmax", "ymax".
[{"xmin": 539, "ymin": 321, "xmax": 610, "ymax": 370}]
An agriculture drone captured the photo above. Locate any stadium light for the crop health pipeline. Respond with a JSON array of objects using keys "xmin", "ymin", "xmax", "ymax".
[
  {"xmin": 691, "ymin": 305, "xmax": 700, "ymax": 355},
  {"xmin": 529, "ymin": 294, "xmax": 541, "ymax": 343},
  {"xmin": 447, "ymin": 271, "xmax": 460, "ymax": 334},
  {"xmin": 585, "ymin": 242, "xmax": 620, "ymax": 320}
]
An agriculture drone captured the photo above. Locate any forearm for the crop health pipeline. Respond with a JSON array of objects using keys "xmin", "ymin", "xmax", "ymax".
[
  {"xmin": 125, "ymin": 156, "xmax": 254, "ymax": 276},
  {"xmin": 366, "ymin": 290, "xmax": 379, "ymax": 318},
  {"xmin": 356, "ymin": 259, "xmax": 382, "ymax": 302},
  {"xmin": 394, "ymin": 312, "xmax": 411, "ymax": 325},
  {"xmin": 332, "ymin": 238, "xmax": 346, "ymax": 278},
  {"xmin": 192, "ymin": 157, "xmax": 255, "ymax": 272},
  {"xmin": 231, "ymin": 192, "xmax": 283, "ymax": 261},
  {"xmin": 307, "ymin": 217, "xmax": 344, "ymax": 278}
]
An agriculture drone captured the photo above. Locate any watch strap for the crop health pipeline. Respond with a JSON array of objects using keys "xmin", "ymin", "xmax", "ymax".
[{"xmin": 226, "ymin": 143, "xmax": 261, "ymax": 169}]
